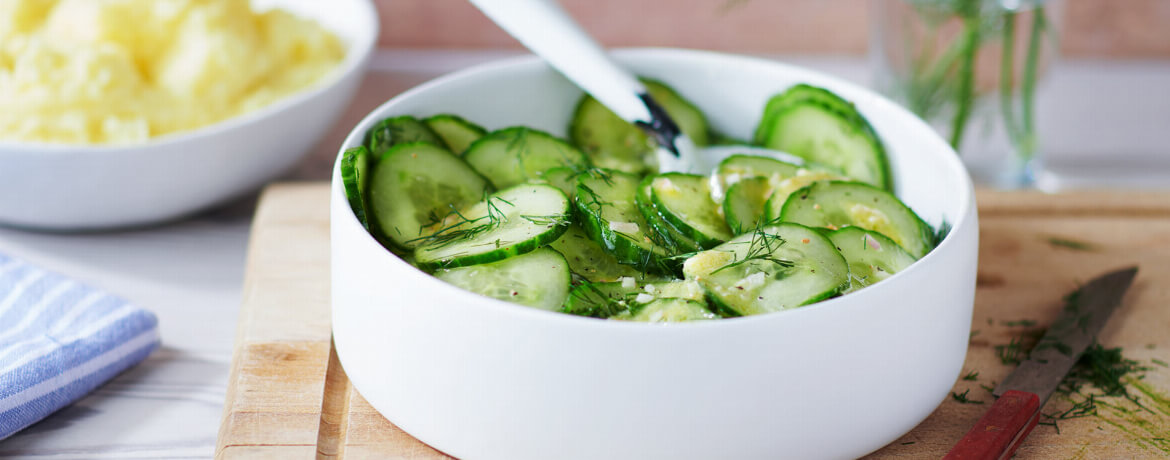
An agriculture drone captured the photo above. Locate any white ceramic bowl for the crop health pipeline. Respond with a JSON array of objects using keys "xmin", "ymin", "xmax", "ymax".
[
  {"xmin": 332, "ymin": 48, "xmax": 979, "ymax": 460},
  {"xmin": 0, "ymin": 0, "xmax": 377, "ymax": 230}
]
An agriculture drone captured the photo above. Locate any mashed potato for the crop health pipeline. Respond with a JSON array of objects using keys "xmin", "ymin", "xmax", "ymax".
[{"xmin": 0, "ymin": 0, "xmax": 345, "ymax": 144}]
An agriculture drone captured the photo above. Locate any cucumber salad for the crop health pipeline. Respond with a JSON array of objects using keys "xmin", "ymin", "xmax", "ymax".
[{"xmin": 341, "ymin": 81, "xmax": 943, "ymax": 323}]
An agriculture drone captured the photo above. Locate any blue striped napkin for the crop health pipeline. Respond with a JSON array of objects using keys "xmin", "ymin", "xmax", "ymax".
[{"xmin": 0, "ymin": 252, "xmax": 159, "ymax": 440}]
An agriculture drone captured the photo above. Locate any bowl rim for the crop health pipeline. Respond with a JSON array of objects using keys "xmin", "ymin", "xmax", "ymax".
[
  {"xmin": 333, "ymin": 47, "xmax": 976, "ymax": 330},
  {"xmin": 0, "ymin": 0, "xmax": 379, "ymax": 153}
]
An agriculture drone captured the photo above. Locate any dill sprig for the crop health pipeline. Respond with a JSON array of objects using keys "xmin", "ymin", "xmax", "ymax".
[
  {"xmin": 711, "ymin": 229, "xmax": 795, "ymax": 275},
  {"xmin": 1045, "ymin": 236, "xmax": 1097, "ymax": 252},
  {"xmin": 579, "ymin": 167, "xmax": 615, "ymax": 186},
  {"xmin": 520, "ymin": 213, "xmax": 570, "ymax": 227},
  {"xmin": 951, "ymin": 389, "xmax": 985, "ymax": 405},
  {"xmin": 962, "ymin": 370, "xmax": 980, "ymax": 381},
  {"xmin": 575, "ymin": 182, "xmax": 609, "ymax": 214},
  {"xmin": 933, "ymin": 220, "xmax": 952, "ymax": 248},
  {"xmin": 407, "ymin": 195, "xmax": 513, "ymax": 248},
  {"xmin": 666, "ymin": 250, "xmax": 703, "ymax": 261}
]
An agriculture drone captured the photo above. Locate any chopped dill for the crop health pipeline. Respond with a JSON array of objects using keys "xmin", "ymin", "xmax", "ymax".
[
  {"xmin": 1061, "ymin": 343, "xmax": 1151, "ymax": 400},
  {"xmin": 1045, "ymin": 236, "xmax": 1097, "ymax": 252},
  {"xmin": 995, "ymin": 281, "xmax": 1156, "ymax": 433},
  {"xmin": 951, "ymin": 389, "xmax": 984, "ymax": 405},
  {"xmin": 562, "ymin": 282, "xmax": 636, "ymax": 318},
  {"xmin": 962, "ymin": 370, "xmax": 979, "ymax": 381},
  {"xmin": 995, "ymin": 327, "xmax": 1046, "ymax": 365},
  {"xmin": 996, "ymin": 336, "xmax": 1027, "ymax": 365}
]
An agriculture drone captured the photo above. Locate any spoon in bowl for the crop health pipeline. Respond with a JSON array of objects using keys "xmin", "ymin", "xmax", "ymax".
[{"xmin": 467, "ymin": 0, "xmax": 802, "ymax": 174}]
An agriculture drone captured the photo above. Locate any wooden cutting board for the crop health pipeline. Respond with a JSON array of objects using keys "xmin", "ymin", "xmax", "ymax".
[{"xmin": 215, "ymin": 183, "xmax": 1170, "ymax": 459}]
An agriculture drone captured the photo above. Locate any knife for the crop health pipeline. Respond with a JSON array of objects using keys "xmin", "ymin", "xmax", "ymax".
[{"xmin": 944, "ymin": 266, "xmax": 1138, "ymax": 460}]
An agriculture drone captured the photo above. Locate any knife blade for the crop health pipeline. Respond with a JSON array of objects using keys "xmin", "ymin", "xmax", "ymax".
[{"xmin": 944, "ymin": 266, "xmax": 1138, "ymax": 460}]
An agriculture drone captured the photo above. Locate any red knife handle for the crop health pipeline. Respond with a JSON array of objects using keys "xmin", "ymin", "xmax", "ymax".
[{"xmin": 944, "ymin": 390, "xmax": 1041, "ymax": 460}]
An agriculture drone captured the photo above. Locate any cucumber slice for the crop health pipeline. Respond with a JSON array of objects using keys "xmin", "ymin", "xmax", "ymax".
[
  {"xmin": 563, "ymin": 278, "xmax": 705, "ymax": 318},
  {"xmin": 650, "ymin": 173, "xmax": 734, "ymax": 248},
  {"xmin": 611, "ymin": 298, "xmax": 717, "ymax": 323},
  {"xmin": 756, "ymin": 86, "xmax": 891, "ymax": 190},
  {"xmin": 682, "ymin": 223, "xmax": 849, "ymax": 316},
  {"xmin": 569, "ymin": 79, "xmax": 710, "ymax": 174},
  {"xmin": 413, "ymin": 184, "xmax": 571, "ymax": 270},
  {"xmin": 761, "ymin": 169, "xmax": 845, "ymax": 222},
  {"xmin": 752, "ymin": 84, "xmax": 858, "ymax": 145},
  {"xmin": 365, "ymin": 115, "xmax": 444, "ymax": 156},
  {"xmin": 368, "ymin": 142, "xmax": 490, "ymax": 250},
  {"xmin": 531, "ymin": 166, "xmax": 579, "ymax": 200},
  {"xmin": 647, "ymin": 279, "xmax": 705, "ymax": 302},
  {"xmin": 635, "ymin": 176, "xmax": 701, "ymax": 254},
  {"xmin": 708, "ymin": 130, "xmax": 749, "ymax": 147},
  {"xmin": 716, "ymin": 154, "xmax": 802, "ymax": 187},
  {"xmin": 778, "ymin": 181, "xmax": 934, "ymax": 259},
  {"xmin": 464, "ymin": 127, "xmax": 589, "ymax": 189},
  {"xmin": 563, "ymin": 281, "xmax": 637, "ymax": 318},
  {"xmin": 723, "ymin": 176, "xmax": 770, "ymax": 235},
  {"xmin": 424, "ymin": 114, "xmax": 487, "ymax": 155},
  {"xmin": 647, "ymin": 81, "xmax": 709, "ymax": 150},
  {"xmin": 711, "ymin": 154, "xmax": 810, "ymax": 206},
  {"xmin": 548, "ymin": 224, "xmax": 641, "ymax": 284},
  {"xmin": 828, "ymin": 227, "xmax": 917, "ymax": 293},
  {"xmin": 574, "ymin": 170, "xmax": 676, "ymax": 274},
  {"xmin": 435, "ymin": 248, "xmax": 570, "ymax": 311},
  {"xmin": 712, "ymin": 155, "xmax": 844, "ymax": 232},
  {"xmin": 340, "ymin": 145, "xmax": 372, "ymax": 230}
]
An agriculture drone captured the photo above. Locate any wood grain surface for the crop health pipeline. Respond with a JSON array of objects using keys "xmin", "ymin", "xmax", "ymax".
[
  {"xmin": 373, "ymin": 0, "xmax": 1170, "ymax": 59},
  {"xmin": 216, "ymin": 184, "xmax": 1170, "ymax": 459}
]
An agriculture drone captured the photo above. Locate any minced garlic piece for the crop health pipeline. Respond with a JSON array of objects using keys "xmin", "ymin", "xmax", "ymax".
[{"xmin": 608, "ymin": 221, "xmax": 640, "ymax": 234}]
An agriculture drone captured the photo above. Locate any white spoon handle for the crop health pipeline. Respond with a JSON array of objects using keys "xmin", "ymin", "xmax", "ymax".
[
  {"xmin": 469, "ymin": 0, "xmax": 711, "ymax": 172},
  {"xmin": 467, "ymin": 0, "xmax": 651, "ymax": 125}
]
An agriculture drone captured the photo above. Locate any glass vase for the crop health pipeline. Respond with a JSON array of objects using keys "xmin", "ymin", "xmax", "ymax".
[{"xmin": 871, "ymin": 0, "xmax": 1061, "ymax": 188}]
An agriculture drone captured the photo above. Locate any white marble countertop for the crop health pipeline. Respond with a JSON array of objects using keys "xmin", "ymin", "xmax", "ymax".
[{"xmin": 0, "ymin": 51, "xmax": 1166, "ymax": 459}]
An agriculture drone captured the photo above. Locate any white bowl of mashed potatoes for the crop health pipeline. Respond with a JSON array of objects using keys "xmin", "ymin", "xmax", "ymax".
[{"xmin": 0, "ymin": 0, "xmax": 377, "ymax": 229}]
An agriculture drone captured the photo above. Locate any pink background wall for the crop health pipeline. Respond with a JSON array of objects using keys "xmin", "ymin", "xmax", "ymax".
[{"xmin": 373, "ymin": 0, "xmax": 1170, "ymax": 58}]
